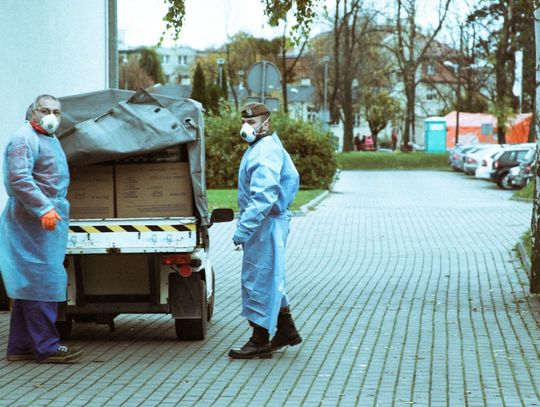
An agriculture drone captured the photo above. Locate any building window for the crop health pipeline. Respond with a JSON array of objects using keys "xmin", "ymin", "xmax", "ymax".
[
  {"xmin": 178, "ymin": 55, "xmax": 187, "ymax": 65},
  {"xmin": 161, "ymin": 55, "xmax": 170, "ymax": 64},
  {"xmin": 426, "ymin": 64, "xmax": 435, "ymax": 76},
  {"xmin": 354, "ymin": 113, "xmax": 361, "ymax": 127}
]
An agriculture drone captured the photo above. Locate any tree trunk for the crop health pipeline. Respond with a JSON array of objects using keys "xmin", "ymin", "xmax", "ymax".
[
  {"xmin": 402, "ymin": 77, "xmax": 415, "ymax": 150},
  {"xmin": 530, "ymin": 6, "xmax": 540, "ymax": 293},
  {"xmin": 342, "ymin": 82, "xmax": 354, "ymax": 151}
]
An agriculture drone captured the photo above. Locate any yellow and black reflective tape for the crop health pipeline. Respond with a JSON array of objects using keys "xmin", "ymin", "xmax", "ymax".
[{"xmin": 69, "ymin": 224, "xmax": 196, "ymax": 233}]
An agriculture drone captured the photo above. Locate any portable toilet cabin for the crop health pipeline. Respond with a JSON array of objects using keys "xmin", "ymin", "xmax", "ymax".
[{"xmin": 424, "ymin": 117, "xmax": 447, "ymax": 153}]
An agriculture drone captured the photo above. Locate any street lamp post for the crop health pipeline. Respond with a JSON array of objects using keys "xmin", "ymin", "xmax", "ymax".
[
  {"xmin": 444, "ymin": 60, "xmax": 463, "ymax": 146},
  {"xmin": 455, "ymin": 68, "xmax": 462, "ymax": 146},
  {"xmin": 323, "ymin": 56, "xmax": 330, "ymax": 122},
  {"xmin": 217, "ymin": 58, "xmax": 225, "ymax": 88},
  {"xmin": 238, "ymin": 69, "xmax": 244, "ymax": 89},
  {"xmin": 290, "ymin": 87, "xmax": 299, "ymax": 119}
]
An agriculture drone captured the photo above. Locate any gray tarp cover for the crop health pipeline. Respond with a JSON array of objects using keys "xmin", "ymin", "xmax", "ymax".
[{"xmin": 57, "ymin": 88, "xmax": 209, "ymax": 224}]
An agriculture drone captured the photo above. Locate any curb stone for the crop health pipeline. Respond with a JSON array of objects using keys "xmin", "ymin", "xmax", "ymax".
[
  {"xmin": 293, "ymin": 191, "xmax": 330, "ymax": 217},
  {"xmin": 516, "ymin": 240, "xmax": 531, "ymax": 275},
  {"xmin": 293, "ymin": 169, "xmax": 340, "ymax": 217},
  {"xmin": 511, "ymin": 196, "xmax": 533, "ymax": 203}
]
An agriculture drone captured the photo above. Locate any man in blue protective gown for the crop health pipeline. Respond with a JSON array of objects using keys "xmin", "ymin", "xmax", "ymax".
[
  {"xmin": 228, "ymin": 102, "xmax": 302, "ymax": 359},
  {"xmin": 0, "ymin": 94, "xmax": 82, "ymax": 363}
]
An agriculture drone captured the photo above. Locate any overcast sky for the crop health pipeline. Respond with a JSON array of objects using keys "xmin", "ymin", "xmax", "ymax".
[{"xmin": 118, "ymin": 0, "xmax": 476, "ymax": 50}]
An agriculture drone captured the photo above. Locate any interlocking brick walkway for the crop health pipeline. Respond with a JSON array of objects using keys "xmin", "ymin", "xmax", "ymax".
[{"xmin": 0, "ymin": 170, "xmax": 538, "ymax": 406}]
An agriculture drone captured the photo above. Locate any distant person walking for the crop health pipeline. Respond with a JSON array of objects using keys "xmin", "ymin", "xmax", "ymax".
[
  {"xmin": 391, "ymin": 128, "xmax": 398, "ymax": 151},
  {"xmin": 0, "ymin": 94, "xmax": 82, "ymax": 363}
]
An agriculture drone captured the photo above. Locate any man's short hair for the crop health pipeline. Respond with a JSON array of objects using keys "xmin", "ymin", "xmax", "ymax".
[
  {"xmin": 32, "ymin": 94, "xmax": 60, "ymax": 110},
  {"xmin": 241, "ymin": 102, "xmax": 270, "ymax": 119}
]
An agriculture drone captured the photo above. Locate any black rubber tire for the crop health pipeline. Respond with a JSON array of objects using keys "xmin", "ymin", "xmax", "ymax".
[
  {"xmin": 174, "ymin": 281, "xmax": 208, "ymax": 341},
  {"xmin": 497, "ymin": 172, "xmax": 512, "ymax": 190},
  {"xmin": 207, "ymin": 269, "xmax": 215, "ymax": 322},
  {"xmin": 56, "ymin": 317, "xmax": 73, "ymax": 340}
]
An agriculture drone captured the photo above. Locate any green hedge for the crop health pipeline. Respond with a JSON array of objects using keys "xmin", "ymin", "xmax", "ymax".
[{"xmin": 205, "ymin": 111, "xmax": 337, "ymax": 189}]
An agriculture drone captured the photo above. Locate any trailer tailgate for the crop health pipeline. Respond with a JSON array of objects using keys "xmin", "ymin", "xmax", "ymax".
[{"xmin": 66, "ymin": 217, "xmax": 197, "ymax": 254}]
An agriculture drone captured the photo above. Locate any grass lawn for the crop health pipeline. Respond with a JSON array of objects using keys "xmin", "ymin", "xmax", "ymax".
[
  {"xmin": 336, "ymin": 151, "xmax": 449, "ymax": 170},
  {"xmin": 513, "ymin": 180, "xmax": 533, "ymax": 201},
  {"xmin": 207, "ymin": 189, "xmax": 326, "ymax": 212}
]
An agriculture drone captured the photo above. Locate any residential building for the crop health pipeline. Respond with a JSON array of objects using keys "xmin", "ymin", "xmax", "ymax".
[
  {"xmin": 156, "ymin": 46, "xmax": 198, "ymax": 84},
  {"xmin": 0, "ymin": 0, "xmax": 112, "ymax": 207}
]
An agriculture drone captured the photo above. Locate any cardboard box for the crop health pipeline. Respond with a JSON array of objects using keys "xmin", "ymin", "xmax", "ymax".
[
  {"xmin": 67, "ymin": 165, "xmax": 115, "ymax": 219},
  {"xmin": 115, "ymin": 162, "xmax": 193, "ymax": 218}
]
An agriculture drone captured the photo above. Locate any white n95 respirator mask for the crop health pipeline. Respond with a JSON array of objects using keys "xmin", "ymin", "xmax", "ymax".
[
  {"xmin": 39, "ymin": 114, "xmax": 60, "ymax": 134},
  {"xmin": 239, "ymin": 117, "xmax": 269, "ymax": 143}
]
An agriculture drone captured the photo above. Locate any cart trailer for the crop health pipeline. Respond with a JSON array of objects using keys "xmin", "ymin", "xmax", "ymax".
[{"xmin": 55, "ymin": 88, "xmax": 233, "ymax": 340}]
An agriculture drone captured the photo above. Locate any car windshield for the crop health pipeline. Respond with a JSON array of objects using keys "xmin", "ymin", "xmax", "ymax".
[
  {"xmin": 523, "ymin": 148, "xmax": 535, "ymax": 162},
  {"xmin": 460, "ymin": 146, "xmax": 477, "ymax": 154},
  {"xmin": 492, "ymin": 150, "xmax": 505, "ymax": 160}
]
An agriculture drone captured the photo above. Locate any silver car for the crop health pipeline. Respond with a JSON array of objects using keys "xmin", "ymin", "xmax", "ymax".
[{"xmin": 463, "ymin": 145, "xmax": 503, "ymax": 175}]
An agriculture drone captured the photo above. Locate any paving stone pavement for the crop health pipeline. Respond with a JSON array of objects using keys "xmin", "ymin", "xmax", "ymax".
[{"xmin": 1, "ymin": 170, "xmax": 539, "ymax": 407}]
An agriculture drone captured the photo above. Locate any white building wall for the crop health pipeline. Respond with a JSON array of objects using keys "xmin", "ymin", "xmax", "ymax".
[{"xmin": 0, "ymin": 0, "xmax": 109, "ymax": 208}]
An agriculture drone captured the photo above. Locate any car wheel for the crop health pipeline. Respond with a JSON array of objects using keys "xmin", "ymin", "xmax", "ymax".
[{"xmin": 497, "ymin": 172, "xmax": 512, "ymax": 190}]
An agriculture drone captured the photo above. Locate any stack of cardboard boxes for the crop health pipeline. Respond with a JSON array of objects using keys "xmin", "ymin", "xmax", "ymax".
[{"xmin": 68, "ymin": 161, "xmax": 193, "ymax": 219}]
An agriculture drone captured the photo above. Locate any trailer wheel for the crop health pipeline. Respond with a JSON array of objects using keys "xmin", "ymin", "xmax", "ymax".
[
  {"xmin": 175, "ymin": 281, "xmax": 208, "ymax": 341},
  {"xmin": 56, "ymin": 317, "xmax": 73, "ymax": 340},
  {"xmin": 207, "ymin": 268, "xmax": 215, "ymax": 321}
]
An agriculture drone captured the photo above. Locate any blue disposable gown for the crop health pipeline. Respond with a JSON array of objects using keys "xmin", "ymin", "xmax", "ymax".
[
  {"xmin": 236, "ymin": 132, "xmax": 299, "ymax": 335},
  {"xmin": 0, "ymin": 123, "xmax": 70, "ymax": 302}
]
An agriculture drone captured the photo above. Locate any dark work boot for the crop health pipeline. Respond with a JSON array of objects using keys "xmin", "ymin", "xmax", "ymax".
[
  {"xmin": 228, "ymin": 323, "xmax": 272, "ymax": 359},
  {"xmin": 270, "ymin": 306, "xmax": 302, "ymax": 351}
]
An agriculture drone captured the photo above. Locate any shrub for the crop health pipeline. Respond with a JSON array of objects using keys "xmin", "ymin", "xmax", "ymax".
[{"xmin": 205, "ymin": 111, "xmax": 337, "ymax": 189}]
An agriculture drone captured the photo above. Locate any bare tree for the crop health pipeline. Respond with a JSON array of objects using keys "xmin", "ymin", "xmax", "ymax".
[
  {"xmin": 391, "ymin": 0, "xmax": 452, "ymax": 149},
  {"xmin": 326, "ymin": 0, "xmax": 380, "ymax": 152},
  {"xmin": 280, "ymin": 21, "xmax": 309, "ymax": 113}
]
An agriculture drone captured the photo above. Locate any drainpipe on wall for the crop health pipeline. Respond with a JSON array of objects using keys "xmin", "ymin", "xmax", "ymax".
[{"xmin": 108, "ymin": 0, "xmax": 119, "ymax": 88}]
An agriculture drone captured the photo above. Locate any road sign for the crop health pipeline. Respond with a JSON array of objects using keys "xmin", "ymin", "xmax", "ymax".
[{"xmin": 246, "ymin": 61, "xmax": 281, "ymax": 103}]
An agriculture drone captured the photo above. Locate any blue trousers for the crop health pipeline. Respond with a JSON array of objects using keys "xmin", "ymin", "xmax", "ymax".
[{"xmin": 7, "ymin": 299, "xmax": 60, "ymax": 360}]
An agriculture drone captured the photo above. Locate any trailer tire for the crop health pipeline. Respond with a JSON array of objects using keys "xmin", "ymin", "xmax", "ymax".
[
  {"xmin": 174, "ymin": 280, "xmax": 208, "ymax": 341},
  {"xmin": 207, "ymin": 269, "xmax": 215, "ymax": 321},
  {"xmin": 56, "ymin": 317, "xmax": 73, "ymax": 340}
]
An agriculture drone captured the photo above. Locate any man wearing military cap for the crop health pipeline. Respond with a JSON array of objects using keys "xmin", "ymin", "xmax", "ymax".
[{"xmin": 228, "ymin": 102, "xmax": 303, "ymax": 359}]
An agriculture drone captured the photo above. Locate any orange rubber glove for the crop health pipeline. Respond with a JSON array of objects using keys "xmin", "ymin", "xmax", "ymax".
[{"xmin": 41, "ymin": 209, "xmax": 61, "ymax": 231}]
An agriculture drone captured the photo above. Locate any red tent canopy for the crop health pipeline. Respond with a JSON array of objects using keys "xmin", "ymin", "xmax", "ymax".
[{"xmin": 443, "ymin": 111, "xmax": 533, "ymax": 147}]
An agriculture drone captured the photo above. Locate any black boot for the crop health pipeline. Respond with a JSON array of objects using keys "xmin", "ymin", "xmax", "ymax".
[
  {"xmin": 270, "ymin": 306, "xmax": 302, "ymax": 351},
  {"xmin": 228, "ymin": 323, "xmax": 272, "ymax": 359}
]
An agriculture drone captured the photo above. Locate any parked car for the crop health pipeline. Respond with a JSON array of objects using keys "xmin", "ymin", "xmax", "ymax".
[
  {"xmin": 450, "ymin": 145, "xmax": 480, "ymax": 171},
  {"xmin": 490, "ymin": 145, "xmax": 534, "ymax": 189},
  {"xmin": 476, "ymin": 150, "xmax": 503, "ymax": 180},
  {"xmin": 463, "ymin": 145, "xmax": 502, "ymax": 175},
  {"xmin": 510, "ymin": 149, "xmax": 536, "ymax": 188}
]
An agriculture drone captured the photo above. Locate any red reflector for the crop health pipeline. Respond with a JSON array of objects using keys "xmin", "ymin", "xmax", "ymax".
[
  {"xmin": 161, "ymin": 254, "xmax": 191, "ymax": 266},
  {"xmin": 178, "ymin": 264, "xmax": 192, "ymax": 277}
]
